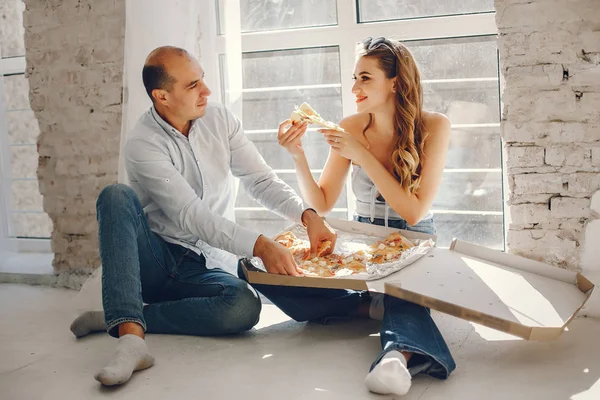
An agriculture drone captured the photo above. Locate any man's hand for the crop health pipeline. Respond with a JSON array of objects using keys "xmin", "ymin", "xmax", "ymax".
[
  {"xmin": 302, "ymin": 209, "xmax": 337, "ymax": 258},
  {"xmin": 253, "ymin": 235, "xmax": 303, "ymax": 276}
]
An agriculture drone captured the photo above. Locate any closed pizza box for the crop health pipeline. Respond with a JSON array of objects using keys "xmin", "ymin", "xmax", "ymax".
[{"xmin": 240, "ymin": 218, "xmax": 595, "ymax": 340}]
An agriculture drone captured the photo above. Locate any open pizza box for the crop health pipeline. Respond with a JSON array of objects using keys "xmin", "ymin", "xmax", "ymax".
[{"xmin": 240, "ymin": 218, "xmax": 595, "ymax": 341}]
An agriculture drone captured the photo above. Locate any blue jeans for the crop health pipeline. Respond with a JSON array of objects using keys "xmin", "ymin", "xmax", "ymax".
[
  {"xmin": 97, "ymin": 184, "xmax": 261, "ymax": 338},
  {"xmin": 354, "ymin": 215, "xmax": 437, "ymax": 235},
  {"xmin": 239, "ymin": 215, "xmax": 455, "ymax": 379}
]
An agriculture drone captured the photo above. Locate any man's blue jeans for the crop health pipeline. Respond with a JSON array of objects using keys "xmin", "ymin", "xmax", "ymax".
[
  {"xmin": 238, "ymin": 215, "xmax": 456, "ymax": 379},
  {"xmin": 97, "ymin": 184, "xmax": 261, "ymax": 338}
]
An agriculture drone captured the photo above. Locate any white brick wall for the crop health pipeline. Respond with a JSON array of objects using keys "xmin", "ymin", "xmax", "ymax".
[
  {"xmin": 497, "ymin": 0, "xmax": 600, "ymax": 271},
  {"xmin": 23, "ymin": 0, "xmax": 125, "ymax": 279}
]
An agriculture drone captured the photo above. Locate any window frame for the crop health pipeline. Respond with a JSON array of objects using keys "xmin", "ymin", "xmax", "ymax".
[
  {"xmin": 0, "ymin": 55, "xmax": 51, "ymax": 252},
  {"xmin": 212, "ymin": 1, "xmax": 501, "ymax": 244}
]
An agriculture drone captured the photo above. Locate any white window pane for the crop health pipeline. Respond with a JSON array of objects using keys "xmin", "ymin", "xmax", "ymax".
[
  {"xmin": 2, "ymin": 73, "xmax": 30, "ymax": 110},
  {"xmin": 411, "ymin": 37, "xmax": 498, "ymax": 80},
  {"xmin": 243, "ymin": 87, "xmax": 342, "ymax": 130},
  {"xmin": 243, "ymin": 46, "xmax": 341, "ymax": 88},
  {"xmin": 0, "ymin": 0, "xmax": 26, "ymax": 58},
  {"xmin": 424, "ymin": 81, "xmax": 500, "ymax": 125},
  {"xmin": 10, "ymin": 212, "xmax": 52, "ymax": 238},
  {"xmin": 235, "ymin": 172, "xmax": 348, "ymax": 209},
  {"xmin": 11, "ymin": 180, "xmax": 44, "ymax": 211},
  {"xmin": 447, "ymin": 128, "xmax": 501, "ymax": 169},
  {"xmin": 243, "ymin": 131, "xmax": 339, "ymax": 171},
  {"xmin": 358, "ymin": 0, "xmax": 494, "ymax": 22},
  {"xmin": 223, "ymin": 0, "xmax": 338, "ymax": 33},
  {"xmin": 236, "ymin": 210, "xmax": 348, "ymax": 238},
  {"xmin": 408, "ymin": 36, "xmax": 502, "ymax": 249},
  {"xmin": 241, "ymin": 47, "xmax": 342, "ymax": 150},
  {"xmin": 412, "ymin": 38, "xmax": 500, "ymax": 128},
  {"xmin": 434, "ymin": 214, "xmax": 503, "ymax": 249},
  {"xmin": 434, "ymin": 171, "xmax": 503, "ymax": 212},
  {"xmin": 238, "ymin": 46, "xmax": 344, "ymax": 231},
  {"xmin": 10, "ymin": 145, "xmax": 38, "ymax": 179},
  {"xmin": 7, "ymin": 109, "xmax": 39, "ymax": 144}
]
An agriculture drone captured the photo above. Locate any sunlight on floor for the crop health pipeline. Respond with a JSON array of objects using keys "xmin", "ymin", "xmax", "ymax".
[
  {"xmin": 470, "ymin": 322, "xmax": 523, "ymax": 342},
  {"xmin": 570, "ymin": 377, "xmax": 600, "ymax": 400},
  {"xmin": 255, "ymin": 304, "xmax": 292, "ymax": 330}
]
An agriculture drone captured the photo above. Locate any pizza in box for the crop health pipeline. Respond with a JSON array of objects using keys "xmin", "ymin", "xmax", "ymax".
[{"xmin": 275, "ymin": 230, "xmax": 417, "ymax": 278}]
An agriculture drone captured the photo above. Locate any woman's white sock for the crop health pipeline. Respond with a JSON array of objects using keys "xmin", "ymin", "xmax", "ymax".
[{"xmin": 365, "ymin": 350, "xmax": 412, "ymax": 396}]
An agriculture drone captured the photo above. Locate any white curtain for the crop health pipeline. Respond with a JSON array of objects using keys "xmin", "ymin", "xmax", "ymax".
[
  {"xmin": 118, "ymin": 0, "xmax": 202, "ymax": 183},
  {"xmin": 111, "ymin": 0, "xmax": 243, "ymax": 276},
  {"xmin": 78, "ymin": 0, "xmax": 244, "ymax": 309}
]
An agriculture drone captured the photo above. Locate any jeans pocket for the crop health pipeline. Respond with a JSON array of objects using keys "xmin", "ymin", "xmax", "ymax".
[{"xmin": 408, "ymin": 218, "xmax": 436, "ymax": 235}]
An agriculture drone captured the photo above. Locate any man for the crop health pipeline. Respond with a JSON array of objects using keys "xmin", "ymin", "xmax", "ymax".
[{"xmin": 69, "ymin": 46, "xmax": 336, "ymax": 386}]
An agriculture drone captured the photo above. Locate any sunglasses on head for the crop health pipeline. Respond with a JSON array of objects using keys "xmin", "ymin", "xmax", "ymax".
[{"xmin": 362, "ymin": 36, "xmax": 388, "ymax": 50}]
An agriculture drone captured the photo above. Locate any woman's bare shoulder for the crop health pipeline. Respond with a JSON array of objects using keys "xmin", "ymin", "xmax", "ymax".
[
  {"xmin": 339, "ymin": 113, "xmax": 370, "ymax": 136},
  {"xmin": 423, "ymin": 111, "xmax": 451, "ymax": 138}
]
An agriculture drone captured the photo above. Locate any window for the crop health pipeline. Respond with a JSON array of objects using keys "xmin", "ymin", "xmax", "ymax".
[
  {"xmin": 236, "ymin": 0, "xmax": 338, "ymax": 33},
  {"xmin": 236, "ymin": 46, "xmax": 347, "ymax": 233},
  {"xmin": 1, "ymin": 0, "xmax": 52, "ymax": 246},
  {"xmin": 357, "ymin": 0, "xmax": 495, "ymax": 22},
  {"xmin": 220, "ymin": 1, "xmax": 503, "ymax": 249},
  {"xmin": 1, "ymin": 70, "xmax": 52, "ymax": 240},
  {"xmin": 410, "ymin": 36, "xmax": 503, "ymax": 248}
]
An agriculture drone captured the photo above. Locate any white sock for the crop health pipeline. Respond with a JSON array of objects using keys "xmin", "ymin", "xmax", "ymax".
[
  {"xmin": 94, "ymin": 334, "xmax": 155, "ymax": 386},
  {"xmin": 365, "ymin": 350, "xmax": 412, "ymax": 396},
  {"xmin": 70, "ymin": 311, "xmax": 106, "ymax": 338},
  {"xmin": 369, "ymin": 293, "xmax": 385, "ymax": 321}
]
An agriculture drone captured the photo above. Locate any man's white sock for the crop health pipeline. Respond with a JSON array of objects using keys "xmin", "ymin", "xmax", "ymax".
[
  {"xmin": 70, "ymin": 311, "xmax": 106, "ymax": 338},
  {"xmin": 94, "ymin": 334, "xmax": 155, "ymax": 386},
  {"xmin": 365, "ymin": 350, "xmax": 412, "ymax": 396}
]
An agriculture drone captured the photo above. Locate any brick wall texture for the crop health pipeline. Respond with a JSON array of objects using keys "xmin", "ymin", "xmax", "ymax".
[
  {"xmin": 496, "ymin": 0, "xmax": 600, "ymax": 270},
  {"xmin": 23, "ymin": 0, "xmax": 125, "ymax": 283}
]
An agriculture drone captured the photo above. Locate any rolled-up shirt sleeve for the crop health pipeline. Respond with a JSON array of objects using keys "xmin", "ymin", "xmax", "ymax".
[
  {"xmin": 226, "ymin": 110, "xmax": 305, "ymax": 225},
  {"xmin": 125, "ymin": 137, "xmax": 260, "ymax": 257}
]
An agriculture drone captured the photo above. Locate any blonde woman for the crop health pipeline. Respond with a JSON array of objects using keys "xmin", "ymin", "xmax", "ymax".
[{"xmin": 240, "ymin": 37, "xmax": 455, "ymax": 396}]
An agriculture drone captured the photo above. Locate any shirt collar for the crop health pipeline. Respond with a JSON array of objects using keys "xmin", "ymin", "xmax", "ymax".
[{"xmin": 150, "ymin": 106, "xmax": 198, "ymax": 139}]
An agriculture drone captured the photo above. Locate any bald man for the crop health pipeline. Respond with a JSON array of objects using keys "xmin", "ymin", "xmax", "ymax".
[{"xmin": 70, "ymin": 46, "xmax": 336, "ymax": 386}]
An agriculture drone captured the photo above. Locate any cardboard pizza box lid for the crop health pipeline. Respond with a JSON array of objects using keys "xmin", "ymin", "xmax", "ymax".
[{"xmin": 384, "ymin": 239, "xmax": 594, "ymax": 341}]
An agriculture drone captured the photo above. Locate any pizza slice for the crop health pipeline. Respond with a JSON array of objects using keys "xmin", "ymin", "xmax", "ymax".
[
  {"xmin": 275, "ymin": 231, "xmax": 331, "ymax": 261},
  {"xmin": 368, "ymin": 232, "xmax": 415, "ymax": 264},
  {"xmin": 298, "ymin": 254, "xmax": 343, "ymax": 277},
  {"xmin": 316, "ymin": 240, "xmax": 332, "ymax": 256},
  {"xmin": 290, "ymin": 102, "xmax": 345, "ymax": 132},
  {"xmin": 275, "ymin": 231, "xmax": 309, "ymax": 260}
]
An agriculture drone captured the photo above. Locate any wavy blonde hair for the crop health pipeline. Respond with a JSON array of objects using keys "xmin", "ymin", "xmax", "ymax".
[{"xmin": 356, "ymin": 38, "xmax": 427, "ymax": 194}]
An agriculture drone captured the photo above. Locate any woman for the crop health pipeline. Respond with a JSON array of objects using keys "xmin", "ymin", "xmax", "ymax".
[{"xmin": 242, "ymin": 37, "xmax": 455, "ymax": 396}]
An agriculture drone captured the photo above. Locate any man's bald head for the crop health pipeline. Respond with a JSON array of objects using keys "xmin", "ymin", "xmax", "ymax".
[{"xmin": 142, "ymin": 46, "xmax": 192, "ymax": 102}]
